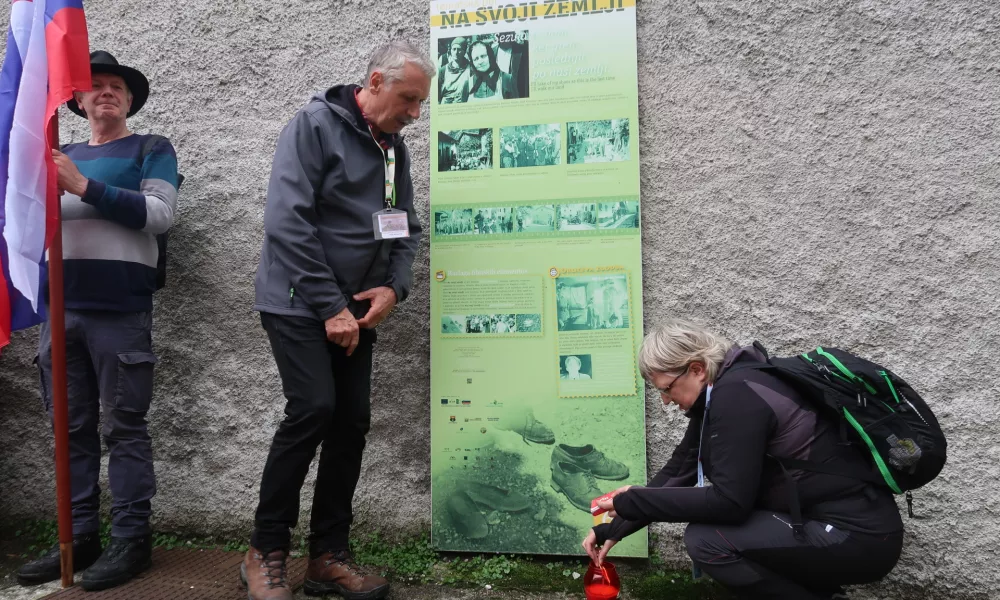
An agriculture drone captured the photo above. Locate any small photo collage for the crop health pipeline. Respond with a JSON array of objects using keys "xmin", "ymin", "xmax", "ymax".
[
  {"xmin": 442, "ymin": 313, "xmax": 542, "ymax": 335},
  {"xmin": 433, "ymin": 200, "xmax": 638, "ymax": 238},
  {"xmin": 436, "ymin": 118, "xmax": 631, "ymax": 173}
]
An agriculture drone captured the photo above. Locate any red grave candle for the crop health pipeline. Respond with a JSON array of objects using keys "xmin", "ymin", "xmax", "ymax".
[{"xmin": 584, "ymin": 561, "xmax": 620, "ymax": 600}]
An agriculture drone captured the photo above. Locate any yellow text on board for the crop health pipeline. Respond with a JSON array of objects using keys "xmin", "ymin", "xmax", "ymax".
[{"xmin": 432, "ymin": 0, "xmax": 636, "ymax": 29}]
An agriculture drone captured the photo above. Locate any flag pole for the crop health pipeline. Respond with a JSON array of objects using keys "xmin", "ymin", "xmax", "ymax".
[{"xmin": 47, "ymin": 112, "xmax": 74, "ymax": 588}]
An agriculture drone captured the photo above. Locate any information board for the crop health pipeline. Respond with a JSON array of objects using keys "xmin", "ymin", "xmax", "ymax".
[{"xmin": 429, "ymin": 0, "xmax": 646, "ymax": 557}]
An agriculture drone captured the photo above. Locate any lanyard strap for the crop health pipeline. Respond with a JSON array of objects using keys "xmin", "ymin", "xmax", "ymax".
[
  {"xmin": 367, "ymin": 124, "xmax": 396, "ymax": 208},
  {"xmin": 383, "ymin": 144, "xmax": 396, "ymax": 208},
  {"xmin": 696, "ymin": 385, "xmax": 713, "ymax": 488}
]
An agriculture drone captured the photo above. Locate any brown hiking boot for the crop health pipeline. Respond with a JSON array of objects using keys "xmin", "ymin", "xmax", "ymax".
[
  {"xmin": 304, "ymin": 550, "xmax": 389, "ymax": 599},
  {"xmin": 240, "ymin": 547, "xmax": 292, "ymax": 600}
]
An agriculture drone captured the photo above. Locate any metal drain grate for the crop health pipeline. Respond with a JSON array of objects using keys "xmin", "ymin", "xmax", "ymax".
[{"xmin": 41, "ymin": 547, "xmax": 307, "ymax": 600}]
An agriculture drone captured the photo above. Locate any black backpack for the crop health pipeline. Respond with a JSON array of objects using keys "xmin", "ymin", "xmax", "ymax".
[
  {"xmin": 741, "ymin": 342, "xmax": 947, "ymax": 524},
  {"xmin": 138, "ymin": 135, "xmax": 184, "ymax": 290}
]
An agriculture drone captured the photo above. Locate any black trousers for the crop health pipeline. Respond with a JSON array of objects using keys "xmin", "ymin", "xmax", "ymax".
[
  {"xmin": 251, "ymin": 313, "xmax": 376, "ymax": 556},
  {"xmin": 685, "ymin": 511, "xmax": 903, "ymax": 599}
]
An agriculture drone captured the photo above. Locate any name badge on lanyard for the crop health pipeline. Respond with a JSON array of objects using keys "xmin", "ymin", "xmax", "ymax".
[{"xmin": 370, "ymin": 136, "xmax": 410, "ymax": 240}]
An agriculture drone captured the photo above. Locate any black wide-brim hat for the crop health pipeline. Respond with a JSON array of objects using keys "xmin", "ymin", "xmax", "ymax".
[{"xmin": 67, "ymin": 50, "xmax": 149, "ymax": 118}]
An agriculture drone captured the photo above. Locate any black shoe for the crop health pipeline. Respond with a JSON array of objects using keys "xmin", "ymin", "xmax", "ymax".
[
  {"xmin": 80, "ymin": 535, "xmax": 152, "ymax": 591},
  {"xmin": 16, "ymin": 533, "xmax": 103, "ymax": 586}
]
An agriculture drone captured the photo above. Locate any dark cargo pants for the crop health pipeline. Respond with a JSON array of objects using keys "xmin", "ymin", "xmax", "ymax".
[{"xmin": 36, "ymin": 310, "xmax": 157, "ymax": 538}]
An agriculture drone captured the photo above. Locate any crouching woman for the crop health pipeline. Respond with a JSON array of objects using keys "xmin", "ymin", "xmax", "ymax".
[{"xmin": 582, "ymin": 320, "xmax": 904, "ymax": 600}]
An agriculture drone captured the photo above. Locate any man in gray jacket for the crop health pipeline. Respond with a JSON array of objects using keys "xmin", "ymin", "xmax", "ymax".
[{"xmin": 242, "ymin": 41, "xmax": 432, "ymax": 600}]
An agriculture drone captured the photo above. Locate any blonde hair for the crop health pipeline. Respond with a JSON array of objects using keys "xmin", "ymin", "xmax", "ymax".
[{"xmin": 638, "ymin": 319, "xmax": 733, "ymax": 383}]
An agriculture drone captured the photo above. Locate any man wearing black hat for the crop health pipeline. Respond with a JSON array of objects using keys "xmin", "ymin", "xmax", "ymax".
[{"xmin": 17, "ymin": 51, "xmax": 178, "ymax": 591}]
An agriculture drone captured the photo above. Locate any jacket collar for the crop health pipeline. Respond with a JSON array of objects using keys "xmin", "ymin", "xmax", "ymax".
[
  {"xmin": 684, "ymin": 344, "xmax": 768, "ymax": 419},
  {"xmin": 320, "ymin": 84, "xmax": 403, "ymax": 149}
]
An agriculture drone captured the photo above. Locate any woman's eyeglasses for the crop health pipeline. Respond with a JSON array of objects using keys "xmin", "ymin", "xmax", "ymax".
[{"xmin": 655, "ymin": 365, "xmax": 689, "ymax": 412}]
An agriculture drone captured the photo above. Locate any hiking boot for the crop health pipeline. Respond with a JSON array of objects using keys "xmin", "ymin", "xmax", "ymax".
[
  {"xmin": 551, "ymin": 443, "xmax": 629, "ymax": 480},
  {"xmin": 504, "ymin": 412, "xmax": 555, "ymax": 444},
  {"xmin": 304, "ymin": 550, "xmax": 390, "ymax": 599},
  {"xmin": 80, "ymin": 535, "xmax": 152, "ymax": 591},
  {"xmin": 460, "ymin": 481, "xmax": 531, "ymax": 512},
  {"xmin": 240, "ymin": 547, "xmax": 292, "ymax": 600},
  {"xmin": 551, "ymin": 461, "xmax": 604, "ymax": 512},
  {"xmin": 446, "ymin": 491, "xmax": 489, "ymax": 539},
  {"xmin": 16, "ymin": 533, "xmax": 102, "ymax": 586}
]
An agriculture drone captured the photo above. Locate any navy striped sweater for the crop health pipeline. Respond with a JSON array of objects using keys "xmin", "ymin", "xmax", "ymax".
[{"xmin": 55, "ymin": 133, "xmax": 178, "ymax": 312}]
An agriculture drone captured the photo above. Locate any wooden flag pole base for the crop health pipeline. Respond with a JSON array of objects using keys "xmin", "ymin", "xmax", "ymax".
[
  {"xmin": 59, "ymin": 541, "xmax": 73, "ymax": 587},
  {"xmin": 48, "ymin": 113, "xmax": 74, "ymax": 589}
]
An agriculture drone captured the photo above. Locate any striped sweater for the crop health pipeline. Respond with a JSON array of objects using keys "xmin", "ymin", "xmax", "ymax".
[{"xmin": 57, "ymin": 133, "xmax": 178, "ymax": 312}]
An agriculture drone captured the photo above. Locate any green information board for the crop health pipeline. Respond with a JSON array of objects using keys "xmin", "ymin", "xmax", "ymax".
[{"xmin": 429, "ymin": 0, "xmax": 646, "ymax": 557}]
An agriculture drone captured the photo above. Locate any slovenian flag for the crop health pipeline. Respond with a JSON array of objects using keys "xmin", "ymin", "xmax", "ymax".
[{"xmin": 0, "ymin": 0, "xmax": 90, "ymax": 350}]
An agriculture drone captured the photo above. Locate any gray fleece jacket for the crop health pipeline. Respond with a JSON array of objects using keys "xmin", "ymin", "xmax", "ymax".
[{"xmin": 254, "ymin": 84, "xmax": 422, "ymax": 322}]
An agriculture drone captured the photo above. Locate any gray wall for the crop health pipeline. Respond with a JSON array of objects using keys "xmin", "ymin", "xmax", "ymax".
[{"xmin": 2, "ymin": 1, "xmax": 997, "ymax": 597}]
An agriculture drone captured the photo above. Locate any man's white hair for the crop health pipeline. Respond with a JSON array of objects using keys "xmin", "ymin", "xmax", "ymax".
[{"xmin": 366, "ymin": 40, "xmax": 435, "ymax": 86}]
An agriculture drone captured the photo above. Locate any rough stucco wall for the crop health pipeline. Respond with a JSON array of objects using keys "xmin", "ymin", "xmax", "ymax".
[{"xmin": 1, "ymin": 0, "xmax": 997, "ymax": 597}]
